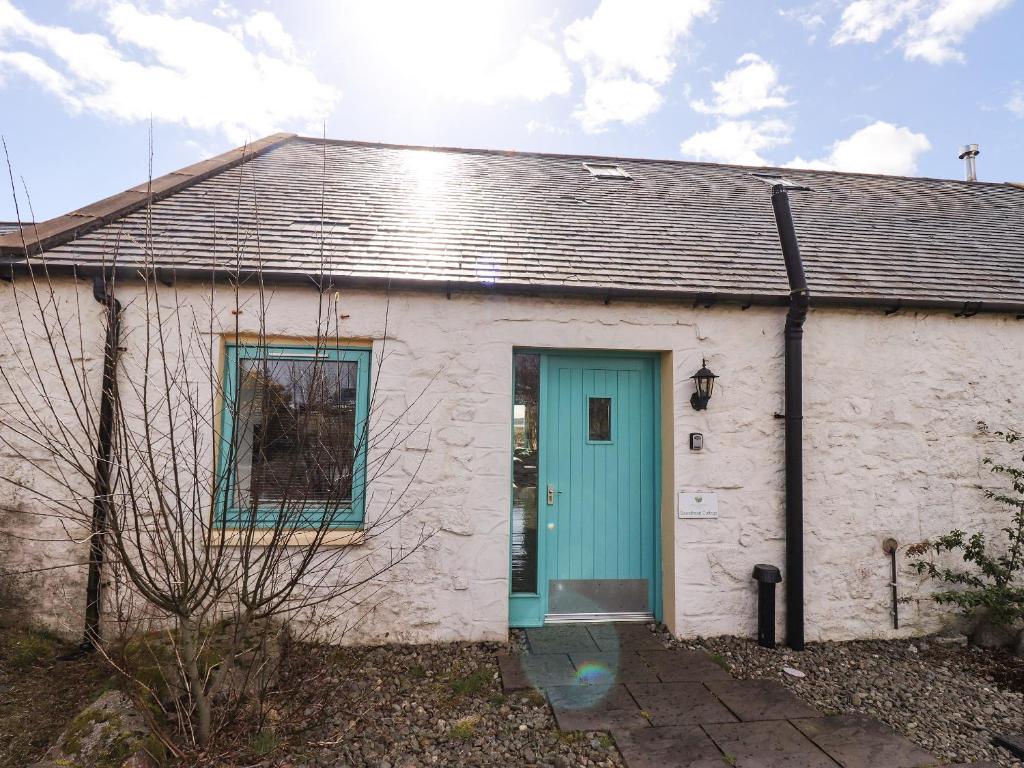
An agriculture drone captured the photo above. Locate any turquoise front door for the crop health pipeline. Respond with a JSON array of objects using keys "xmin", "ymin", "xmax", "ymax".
[{"xmin": 509, "ymin": 352, "xmax": 660, "ymax": 627}]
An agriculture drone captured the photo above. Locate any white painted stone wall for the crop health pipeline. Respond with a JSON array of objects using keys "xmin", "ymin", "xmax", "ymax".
[{"xmin": 1, "ymin": 276, "xmax": 1020, "ymax": 643}]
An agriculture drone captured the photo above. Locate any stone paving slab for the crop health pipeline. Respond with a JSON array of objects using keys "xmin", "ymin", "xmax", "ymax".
[
  {"xmin": 704, "ymin": 720, "xmax": 840, "ymax": 768},
  {"xmin": 612, "ymin": 725, "xmax": 729, "ymax": 768},
  {"xmin": 569, "ymin": 651, "xmax": 660, "ymax": 684},
  {"xmin": 637, "ymin": 649, "xmax": 733, "ymax": 683},
  {"xmin": 496, "ymin": 653, "xmax": 577, "ymax": 691},
  {"xmin": 705, "ymin": 679, "xmax": 822, "ymax": 722},
  {"xmin": 525, "ymin": 625, "xmax": 600, "ymax": 654},
  {"xmin": 512, "ymin": 624, "xmax": 955, "ymax": 768},
  {"xmin": 546, "ymin": 683, "xmax": 649, "ymax": 731},
  {"xmin": 791, "ymin": 715, "xmax": 937, "ymax": 768},
  {"xmin": 589, "ymin": 623, "xmax": 667, "ymax": 651},
  {"xmin": 626, "ymin": 682, "xmax": 738, "ymax": 727},
  {"xmin": 993, "ymin": 733, "xmax": 1024, "ymax": 760}
]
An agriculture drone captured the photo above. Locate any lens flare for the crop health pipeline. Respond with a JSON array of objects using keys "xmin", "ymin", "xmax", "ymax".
[{"xmin": 574, "ymin": 661, "xmax": 612, "ymax": 686}]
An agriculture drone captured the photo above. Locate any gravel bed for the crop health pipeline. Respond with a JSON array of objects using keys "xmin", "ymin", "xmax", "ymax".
[
  {"xmin": 272, "ymin": 641, "xmax": 623, "ymax": 768},
  {"xmin": 692, "ymin": 635, "xmax": 1024, "ymax": 768}
]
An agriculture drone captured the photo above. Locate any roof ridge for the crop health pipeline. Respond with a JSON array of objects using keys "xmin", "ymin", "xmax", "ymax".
[
  {"xmin": 0, "ymin": 133, "xmax": 297, "ymax": 258},
  {"xmin": 292, "ymin": 135, "xmax": 1024, "ymax": 190}
]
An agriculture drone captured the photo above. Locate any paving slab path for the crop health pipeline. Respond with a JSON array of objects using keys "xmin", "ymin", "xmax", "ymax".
[{"xmin": 497, "ymin": 624, "xmax": 999, "ymax": 768}]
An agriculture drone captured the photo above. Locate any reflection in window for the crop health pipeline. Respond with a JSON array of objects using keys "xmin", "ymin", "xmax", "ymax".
[
  {"xmin": 588, "ymin": 396, "xmax": 612, "ymax": 442},
  {"xmin": 511, "ymin": 353, "xmax": 540, "ymax": 594},
  {"xmin": 233, "ymin": 357, "xmax": 357, "ymax": 510}
]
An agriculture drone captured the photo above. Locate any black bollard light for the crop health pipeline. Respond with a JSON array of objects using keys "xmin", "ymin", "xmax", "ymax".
[{"xmin": 752, "ymin": 564, "xmax": 783, "ymax": 649}]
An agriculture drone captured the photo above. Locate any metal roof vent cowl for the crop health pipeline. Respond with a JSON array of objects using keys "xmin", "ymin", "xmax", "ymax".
[{"xmin": 958, "ymin": 144, "xmax": 980, "ymax": 182}]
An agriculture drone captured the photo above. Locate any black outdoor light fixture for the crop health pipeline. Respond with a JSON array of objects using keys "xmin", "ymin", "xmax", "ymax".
[{"xmin": 690, "ymin": 359, "xmax": 718, "ymax": 411}]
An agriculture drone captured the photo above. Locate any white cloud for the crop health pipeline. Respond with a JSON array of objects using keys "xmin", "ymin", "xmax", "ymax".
[
  {"xmin": 573, "ymin": 76, "xmax": 663, "ymax": 133},
  {"xmin": 1009, "ymin": 89, "xmax": 1024, "ymax": 118},
  {"xmin": 690, "ymin": 53, "xmax": 791, "ymax": 117},
  {"xmin": 832, "ymin": 0, "xmax": 913, "ymax": 45},
  {"xmin": 0, "ymin": 50, "xmax": 77, "ymax": 103},
  {"xmin": 490, "ymin": 38, "xmax": 572, "ymax": 103},
  {"xmin": 787, "ymin": 121, "xmax": 931, "ymax": 175},
  {"xmin": 779, "ymin": 5, "xmax": 827, "ymax": 37},
  {"xmin": 0, "ymin": 1, "xmax": 338, "ymax": 143},
  {"xmin": 525, "ymin": 119, "xmax": 569, "ymax": 135},
  {"xmin": 832, "ymin": 0, "xmax": 1012, "ymax": 64},
  {"xmin": 564, "ymin": 0, "xmax": 714, "ymax": 132},
  {"xmin": 679, "ymin": 118, "xmax": 792, "ymax": 165},
  {"xmin": 238, "ymin": 10, "xmax": 296, "ymax": 58},
  {"xmin": 564, "ymin": 0, "xmax": 714, "ymax": 84}
]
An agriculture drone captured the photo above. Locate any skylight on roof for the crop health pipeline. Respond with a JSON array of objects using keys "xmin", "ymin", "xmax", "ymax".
[{"xmin": 584, "ymin": 162, "xmax": 632, "ymax": 180}]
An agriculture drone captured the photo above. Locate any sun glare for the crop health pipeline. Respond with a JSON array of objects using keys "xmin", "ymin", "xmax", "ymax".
[{"xmin": 339, "ymin": 1, "xmax": 522, "ymax": 99}]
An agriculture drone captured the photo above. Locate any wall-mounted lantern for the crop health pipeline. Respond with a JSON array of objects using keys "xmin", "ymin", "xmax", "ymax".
[{"xmin": 690, "ymin": 359, "xmax": 718, "ymax": 411}]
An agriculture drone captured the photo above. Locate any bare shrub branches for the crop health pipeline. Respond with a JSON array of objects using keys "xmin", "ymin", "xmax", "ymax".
[{"xmin": 0, "ymin": 138, "xmax": 435, "ymax": 748}]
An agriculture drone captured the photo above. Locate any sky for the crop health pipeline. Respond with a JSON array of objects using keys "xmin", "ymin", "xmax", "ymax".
[{"xmin": 1, "ymin": 0, "xmax": 1023, "ymax": 221}]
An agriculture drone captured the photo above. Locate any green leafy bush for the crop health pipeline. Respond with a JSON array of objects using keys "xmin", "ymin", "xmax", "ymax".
[{"xmin": 906, "ymin": 425, "xmax": 1024, "ymax": 630}]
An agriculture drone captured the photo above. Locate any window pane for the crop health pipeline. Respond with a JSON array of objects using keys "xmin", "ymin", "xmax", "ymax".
[
  {"xmin": 234, "ymin": 357, "xmax": 358, "ymax": 507},
  {"xmin": 511, "ymin": 353, "xmax": 540, "ymax": 594},
  {"xmin": 588, "ymin": 397, "xmax": 612, "ymax": 441}
]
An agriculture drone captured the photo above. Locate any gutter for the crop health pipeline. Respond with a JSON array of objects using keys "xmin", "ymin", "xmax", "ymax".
[
  {"xmin": 770, "ymin": 186, "xmax": 809, "ymax": 652},
  {"xmin": 82, "ymin": 274, "xmax": 122, "ymax": 651},
  {"xmin": 2, "ymin": 260, "xmax": 1023, "ymax": 317}
]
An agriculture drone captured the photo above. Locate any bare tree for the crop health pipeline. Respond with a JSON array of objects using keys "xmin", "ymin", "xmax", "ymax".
[{"xmin": 0, "ymin": 140, "xmax": 435, "ymax": 749}]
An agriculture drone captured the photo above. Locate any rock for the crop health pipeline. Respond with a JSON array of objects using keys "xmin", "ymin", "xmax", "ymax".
[
  {"xmin": 782, "ymin": 666, "xmax": 805, "ymax": 678},
  {"xmin": 1016, "ymin": 629, "xmax": 1024, "ymax": 657},
  {"xmin": 31, "ymin": 690, "xmax": 161, "ymax": 768},
  {"xmin": 121, "ymin": 618, "xmax": 286, "ymax": 707},
  {"xmin": 969, "ymin": 620, "xmax": 1018, "ymax": 650}
]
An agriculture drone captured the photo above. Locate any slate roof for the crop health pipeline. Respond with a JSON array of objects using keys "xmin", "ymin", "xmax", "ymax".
[
  {"xmin": 0, "ymin": 222, "xmax": 22, "ymax": 235},
  {"xmin": 2, "ymin": 134, "xmax": 1023, "ymax": 313}
]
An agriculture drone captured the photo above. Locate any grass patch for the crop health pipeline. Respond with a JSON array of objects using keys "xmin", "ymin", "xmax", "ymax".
[
  {"xmin": 249, "ymin": 730, "xmax": 278, "ymax": 757},
  {"xmin": 449, "ymin": 668, "xmax": 491, "ymax": 697},
  {"xmin": 0, "ymin": 628, "xmax": 61, "ymax": 670},
  {"xmin": 522, "ymin": 688, "xmax": 546, "ymax": 707},
  {"xmin": 707, "ymin": 653, "xmax": 731, "ymax": 671},
  {"xmin": 406, "ymin": 663, "xmax": 426, "ymax": 680},
  {"xmin": 450, "ymin": 715, "xmax": 478, "ymax": 740},
  {"xmin": 594, "ymin": 732, "xmax": 614, "ymax": 749}
]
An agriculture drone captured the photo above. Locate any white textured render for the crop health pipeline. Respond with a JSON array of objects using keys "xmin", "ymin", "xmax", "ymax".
[{"xmin": 2, "ymin": 277, "xmax": 1021, "ymax": 643}]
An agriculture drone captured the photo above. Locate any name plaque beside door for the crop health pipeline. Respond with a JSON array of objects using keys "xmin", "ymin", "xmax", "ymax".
[{"xmin": 678, "ymin": 492, "xmax": 718, "ymax": 519}]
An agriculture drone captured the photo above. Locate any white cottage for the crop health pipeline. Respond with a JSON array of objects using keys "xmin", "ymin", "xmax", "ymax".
[{"xmin": 1, "ymin": 133, "xmax": 1021, "ymax": 647}]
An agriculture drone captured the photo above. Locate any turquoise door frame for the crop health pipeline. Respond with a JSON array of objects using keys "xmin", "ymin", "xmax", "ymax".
[{"xmin": 509, "ymin": 350, "xmax": 662, "ymax": 627}]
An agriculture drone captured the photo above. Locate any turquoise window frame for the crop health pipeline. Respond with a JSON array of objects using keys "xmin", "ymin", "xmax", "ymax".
[{"xmin": 216, "ymin": 343, "xmax": 371, "ymax": 530}]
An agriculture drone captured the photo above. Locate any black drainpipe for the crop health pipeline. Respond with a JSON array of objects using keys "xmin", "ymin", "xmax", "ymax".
[
  {"xmin": 770, "ymin": 186, "xmax": 809, "ymax": 652},
  {"xmin": 81, "ymin": 274, "xmax": 122, "ymax": 651}
]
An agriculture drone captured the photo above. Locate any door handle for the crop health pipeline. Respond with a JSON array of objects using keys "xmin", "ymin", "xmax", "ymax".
[{"xmin": 546, "ymin": 484, "xmax": 555, "ymax": 505}]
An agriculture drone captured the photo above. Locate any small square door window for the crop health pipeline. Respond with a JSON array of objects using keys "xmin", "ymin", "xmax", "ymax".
[{"xmin": 588, "ymin": 397, "xmax": 612, "ymax": 442}]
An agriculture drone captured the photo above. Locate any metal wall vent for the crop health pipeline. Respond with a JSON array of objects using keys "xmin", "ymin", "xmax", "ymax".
[{"xmin": 584, "ymin": 162, "xmax": 632, "ymax": 180}]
